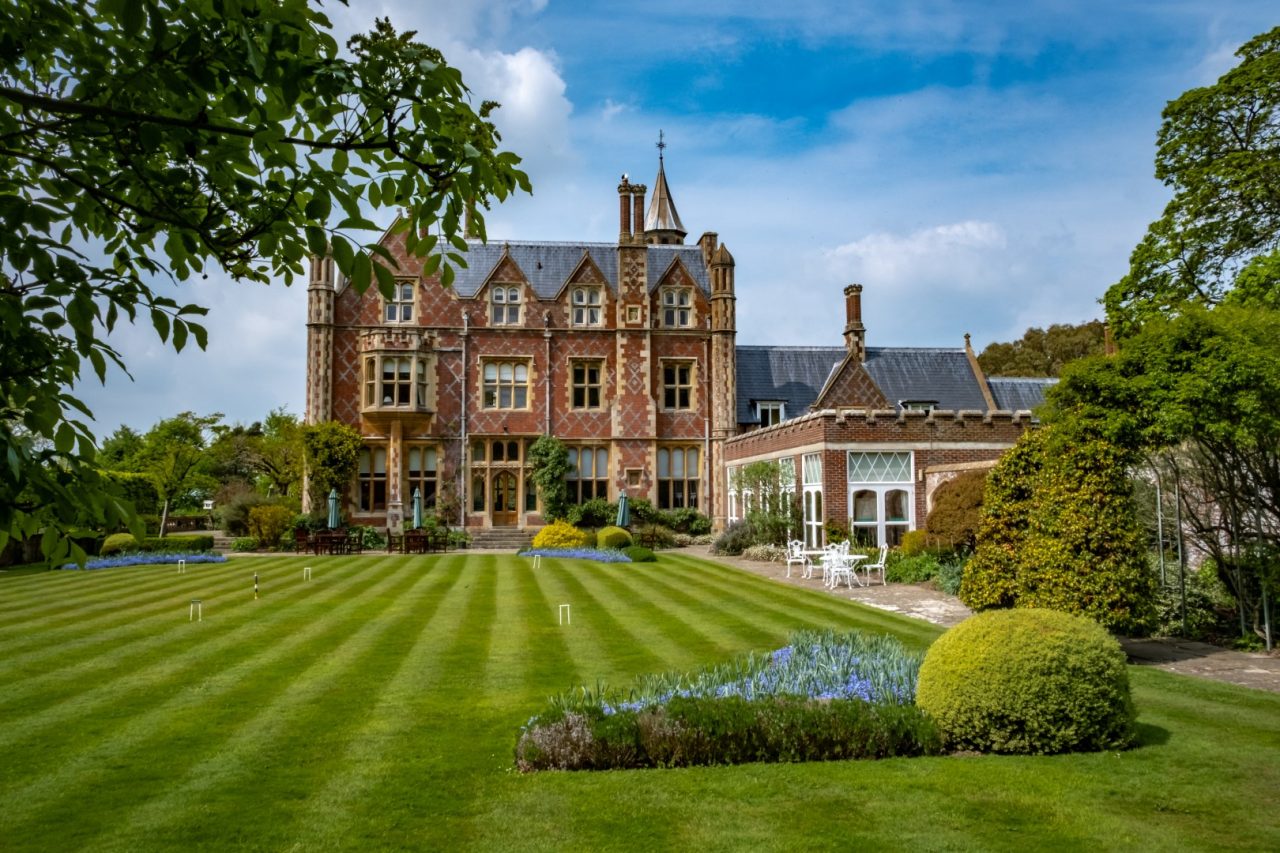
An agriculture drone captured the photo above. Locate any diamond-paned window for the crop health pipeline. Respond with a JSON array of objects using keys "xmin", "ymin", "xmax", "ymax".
[{"xmin": 847, "ymin": 452, "xmax": 912, "ymax": 483}]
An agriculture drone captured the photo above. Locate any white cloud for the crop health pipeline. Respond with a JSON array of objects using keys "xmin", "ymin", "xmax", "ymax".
[{"xmin": 825, "ymin": 221, "xmax": 1008, "ymax": 293}]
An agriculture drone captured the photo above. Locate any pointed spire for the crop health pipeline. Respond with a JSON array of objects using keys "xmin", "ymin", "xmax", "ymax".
[{"xmin": 644, "ymin": 130, "xmax": 687, "ymax": 244}]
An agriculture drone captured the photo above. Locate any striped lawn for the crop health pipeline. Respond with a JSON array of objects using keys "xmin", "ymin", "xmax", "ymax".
[{"xmin": 0, "ymin": 553, "xmax": 1276, "ymax": 852}]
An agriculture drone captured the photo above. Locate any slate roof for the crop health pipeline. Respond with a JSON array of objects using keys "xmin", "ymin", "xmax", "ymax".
[
  {"xmin": 735, "ymin": 346, "xmax": 846, "ymax": 425},
  {"xmin": 988, "ymin": 377, "xmax": 1057, "ymax": 412},
  {"xmin": 736, "ymin": 345, "xmax": 1002, "ymax": 425},
  {"xmin": 863, "ymin": 348, "xmax": 989, "ymax": 411},
  {"xmin": 446, "ymin": 240, "xmax": 709, "ymax": 299}
]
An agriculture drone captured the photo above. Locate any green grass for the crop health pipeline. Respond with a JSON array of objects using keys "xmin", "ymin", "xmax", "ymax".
[{"xmin": 0, "ymin": 552, "xmax": 1276, "ymax": 851}]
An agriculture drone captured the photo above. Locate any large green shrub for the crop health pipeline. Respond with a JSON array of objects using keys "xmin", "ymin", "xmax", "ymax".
[
  {"xmin": 924, "ymin": 468, "xmax": 988, "ymax": 550},
  {"xmin": 622, "ymin": 545, "xmax": 655, "ymax": 562},
  {"xmin": 532, "ymin": 520, "xmax": 588, "ymax": 549},
  {"xmin": 916, "ymin": 609, "xmax": 1135, "ymax": 755},
  {"xmin": 248, "ymin": 504, "xmax": 293, "ymax": 549},
  {"xmin": 566, "ymin": 497, "xmax": 615, "ymax": 529},
  {"xmin": 961, "ymin": 426, "xmax": 1156, "ymax": 633},
  {"xmin": 596, "ymin": 525, "xmax": 632, "ymax": 549},
  {"xmin": 100, "ymin": 533, "xmax": 139, "ymax": 556}
]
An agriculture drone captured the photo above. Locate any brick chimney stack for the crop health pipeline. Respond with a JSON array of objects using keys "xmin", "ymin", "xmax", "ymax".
[
  {"xmin": 631, "ymin": 185, "xmax": 646, "ymax": 243},
  {"xmin": 843, "ymin": 283, "xmax": 866, "ymax": 362},
  {"xmin": 618, "ymin": 176, "xmax": 632, "ymax": 241}
]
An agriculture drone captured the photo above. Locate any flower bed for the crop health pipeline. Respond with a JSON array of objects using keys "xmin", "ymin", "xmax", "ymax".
[
  {"xmin": 60, "ymin": 553, "xmax": 228, "ymax": 571},
  {"xmin": 516, "ymin": 629, "xmax": 939, "ymax": 770},
  {"xmin": 518, "ymin": 547, "xmax": 632, "ymax": 564}
]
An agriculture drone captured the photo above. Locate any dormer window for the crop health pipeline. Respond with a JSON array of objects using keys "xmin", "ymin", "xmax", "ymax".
[
  {"xmin": 384, "ymin": 281, "xmax": 415, "ymax": 323},
  {"xmin": 757, "ymin": 401, "xmax": 785, "ymax": 427},
  {"xmin": 572, "ymin": 286, "xmax": 602, "ymax": 326},
  {"xmin": 661, "ymin": 288, "xmax": 691, "ymax": 327},
  {"xmin": 491, "ymin": 286, "xmax": 521, "ymax": 325},
  {"xmin": 362, "ymin": 354, "xmax": 434, "ymax": 411}
]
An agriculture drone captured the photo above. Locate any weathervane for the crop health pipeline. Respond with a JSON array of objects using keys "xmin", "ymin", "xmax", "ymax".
[{"xmin": 656, "ymin": 129, "xmax": 666, "ymax": 162}]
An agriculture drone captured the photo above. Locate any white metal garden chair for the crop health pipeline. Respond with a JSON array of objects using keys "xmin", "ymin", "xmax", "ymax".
[
  {"xmin": 821, "ymin": 541, "xmax": 850, "ymax": 587},
  {"xmin": 826, "ymin": 552, "xmax": 863, "ymax": 589},
  {"xmin": 861, "ymin": 543, "xmax": 889, "ymax": 586},
  {"xmin": 785, "ymin": 540, "xmax": 810, "ymax": 579}
]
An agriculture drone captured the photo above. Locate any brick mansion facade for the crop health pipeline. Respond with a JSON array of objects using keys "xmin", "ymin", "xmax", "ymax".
[{"xmin": 304, "ymin": 159, "xmax": 1050, "ymax": 545}]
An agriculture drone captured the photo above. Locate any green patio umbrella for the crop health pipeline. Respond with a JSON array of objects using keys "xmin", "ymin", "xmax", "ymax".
[
  {"xmin": 616, "ymin": 492, "xmax": 630, "ymax": 528},
  {"xmin": 327, "ymin": 488, "xmax": 340, "ymax": 529},
  {"xmin": 412, "ymin": 487, "xmax": 423, "ymax": 530}
]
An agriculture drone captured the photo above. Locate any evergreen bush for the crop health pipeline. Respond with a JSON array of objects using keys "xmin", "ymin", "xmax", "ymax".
[
  {"xmin": 622, "ymin": 545, "xmax": 656, "ymax": 562},
  {"xmin": 916, "ymin": 609, "xmax": 1135, "ymax": 755},
  {"xmin": 924, "ymin": 468, "xmax": 988, "ymax": 551},
  {"xmin": 100, "ymin": 533, "xmax": 138, "ymax": 556},
  {"xmin": 567, "ymin": 497, "xmax": 616, "ymax": 529},
  {"xmin": 248, "ymin": 505, "xmax": 293, "ymax": 549},
  {"xmin": 596, "ymin": 525, "xmax": 632, "ymax": 549},
  {"xmin": 961, "ymin": 426, "xmax": 1156, "ymax": 633}
]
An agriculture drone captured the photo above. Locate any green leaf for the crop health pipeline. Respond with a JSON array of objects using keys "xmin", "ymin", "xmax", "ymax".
[
  {"xmin": 121, "ymin": 0, "xmax": 145, "ymax": 39},
  {"xmin": 151, "ymin": 308, "xmax": 170, "ymax": 343},
  {"xmin": 305, "ymin": 192, "xmax": 331, "ymax": 222},
  {"xmin": 330, "ymin": 235, "xmax": 354, "ymax": 273}
]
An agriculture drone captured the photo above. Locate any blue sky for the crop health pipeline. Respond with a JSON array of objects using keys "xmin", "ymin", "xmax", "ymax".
[{"xmin": 81, "ymin": 1, "xmax": 1278, "ymax": 435}]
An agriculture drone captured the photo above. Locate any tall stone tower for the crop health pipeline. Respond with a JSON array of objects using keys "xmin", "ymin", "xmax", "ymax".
[{"xmin": 613, "ymin": 176, "xmax": 656, "ymax": 493}]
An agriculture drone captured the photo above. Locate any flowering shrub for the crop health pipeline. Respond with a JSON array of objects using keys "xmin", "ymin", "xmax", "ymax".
[
  {"xmin": 60, "ymin": 553, "xmax": 228, "ymax": 570},
  {"xmin": 742, "ymin": 544, "xmax": 785, "ymax": 562},
  {"xmin": 519, "ymin": 548, "xmax": 633, "ymax": 564},
  {"xmin": 515, "ymin": 629, "xmax": 936, "ymax": 771},
  {"xmin": 531, "ymin": 520, "xmax": 588, "ymax": 549}
]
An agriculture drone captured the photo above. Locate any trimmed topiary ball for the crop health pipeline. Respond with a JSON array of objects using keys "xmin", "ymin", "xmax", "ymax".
[{"xmin": 916, "ymin": 608, "xmax": 1134, "ymax": 755}]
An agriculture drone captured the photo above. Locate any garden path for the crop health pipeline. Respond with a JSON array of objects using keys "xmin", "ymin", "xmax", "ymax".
[{"xmin": 688, "ymin": 545, "xmax": 1280, "ymax": 694}]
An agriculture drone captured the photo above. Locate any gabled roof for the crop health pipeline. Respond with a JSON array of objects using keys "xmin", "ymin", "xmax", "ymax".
[
  {"xmin": 987, "ymin": 377, "xmax": 1057, "ymax": 412},
  {"xmin": 444, "ymin": 240, "xmax": 709, "ymax": 299},
  {"xmin": 736, "ymin": 345, "xmax": 1006, "ymax": 425},
  {"xmin": 735, "ymin": 346, "xmax": 846, "ymax": 425},
  {"xmin": 863, "ymin": 348, "xmax": 990, "ymax": 411}
]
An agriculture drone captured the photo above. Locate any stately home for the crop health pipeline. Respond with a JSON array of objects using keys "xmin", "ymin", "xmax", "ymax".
[{"xmin": 304, "ymin": 158, "xmax": 1050, "ymax": 545}]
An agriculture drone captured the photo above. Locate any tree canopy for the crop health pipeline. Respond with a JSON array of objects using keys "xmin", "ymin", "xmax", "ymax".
[
  {"xmin": 0, "ymin": 1, "xmax": 530, "ymax": 563},
  {"xmin": 1104, "ymin": 26, "xmax": 1280, "ymax": 335},
  {"xmin": 977, "ymin": 320, "xmax": 1107, "ymax": 378}
]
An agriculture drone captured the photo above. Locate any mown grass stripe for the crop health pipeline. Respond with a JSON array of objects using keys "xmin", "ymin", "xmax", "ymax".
[
  {"xmin": 0, "ymin": 557, "xmax": 421, "ymax": 808},
  {"xmin": 0, "ymin": 557, "xmax": 399, "ymax": 720},
  {"xmin": 530, "ymin": 557, "xmax": 667, "ymax": 685},
  {"xmin": 659, "ymin": 554, "xmax": 942, "ymax": 646},
  {"xmin": 503, "ymin": 554, "xmax": 581, "ymax": 702},
  {"xmin": 559, "ymin": 561, "xmax": 740, "ymax": 672},
  {"xmin": 88, "ymin": 556, "xmax": 470, "ymax": 852},
  {"xmin": 0, "ymin": 558, "xmax": 366, "ymax": 693}
]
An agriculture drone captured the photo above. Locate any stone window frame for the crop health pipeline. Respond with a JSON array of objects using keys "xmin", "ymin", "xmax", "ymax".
[
  {"xmin": 847, "ymin": 451, "xmax": 915, "ymax": 547},
  {"xmin": 362, "ymin": 352, "xmax": 433, "ymax": 411},
  {"xmin": 570, "ymin": 359, "xmax": 605, "ymax": 410},
  {"xmin": 382, "ymin": 279, "xmax": 416, "ymax": 324},
  {"xmin": 357, "ymin": 445, "xmax": 388, "ymax": 512},
  {"xmin": 566, "ymin": 445, "xmax": 609, "ymax": 503},
  {"xmin": 571, "ymin": 285, "xmax": 604, "ymax": 327},
  {"xmin": 656, "ymin": 445, "xmax": 700, "ymax": 510},
  {"xmin": 404, "ymin": 444, "xmax": 439, "ymax": 511},
  {"xmin": 659, "ymin": 287, "xmax": 693, "ymax": 328},
  {"xmin": 659, "ymin": 358, "xmax": 696, "ymax": 412},
  {"xmin": 481, "ymin": 358, "xmax": 532, "ymax": 410},
  {"xmin": 489, "ymin": 285, "xmax": 522, "ymax": 326}
]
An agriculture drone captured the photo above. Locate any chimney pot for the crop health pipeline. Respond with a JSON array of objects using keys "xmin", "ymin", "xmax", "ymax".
[{"xmin": 618, "ymin": 177, "xmax": 632, "ymax": 239}]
